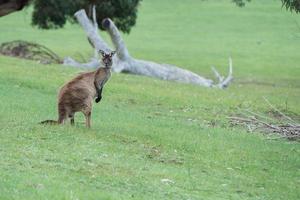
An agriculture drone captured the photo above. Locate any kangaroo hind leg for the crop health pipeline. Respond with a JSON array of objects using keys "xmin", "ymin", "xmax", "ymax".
[
  {"xmin": 82, "ymin": 109, "xmax": 91, "ymax": 128},
  {"xmin": 69, "ymin": 113, "xmax": 75, "ymax": 126},
  {"xmin": 58, "ymin": 104, "xmax": 67, "ymax": 124}
]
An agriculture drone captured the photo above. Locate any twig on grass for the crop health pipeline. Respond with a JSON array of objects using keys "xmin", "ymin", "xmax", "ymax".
[
  {"xmin": 263, "ymin": 96, "xmax": 297, "ymax": 124},
  {"xmin": 228, "ymin": 110, "xmax": 300, "ymax": 140}
]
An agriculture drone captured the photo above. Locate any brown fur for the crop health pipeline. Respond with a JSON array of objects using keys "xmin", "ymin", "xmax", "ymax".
[
  {"xmin": 40, "ymin": 50, "xmax": 115, "ymax": 128},
  {"xmin": 40, "ymin": 67, "xmax": 110, "ymax": 128}
]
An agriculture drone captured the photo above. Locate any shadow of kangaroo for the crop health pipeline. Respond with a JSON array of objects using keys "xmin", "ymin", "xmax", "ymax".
[{"xmin": 40, "ymin": 50, "xmax": 116, "ymax": 128}]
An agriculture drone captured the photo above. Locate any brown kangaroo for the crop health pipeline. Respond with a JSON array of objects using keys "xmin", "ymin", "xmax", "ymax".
[{"xmin": 40, "ymin": 50, "xmax": 116, "ymax": 128}]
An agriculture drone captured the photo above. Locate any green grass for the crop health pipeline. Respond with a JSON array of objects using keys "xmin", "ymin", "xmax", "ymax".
[{"xmin": 0, "ymin": 0, "xmax": 300, "ymax": 199}]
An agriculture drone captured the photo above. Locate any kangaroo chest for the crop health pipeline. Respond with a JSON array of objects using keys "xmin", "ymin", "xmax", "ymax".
[{"xmin": 95, "ymin": 68, "xmax": 111, "ymax": 88}]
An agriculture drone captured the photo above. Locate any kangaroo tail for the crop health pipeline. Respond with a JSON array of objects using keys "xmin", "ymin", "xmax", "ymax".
[{"xmin": 39, "ymin": 120, "xmax": 58, "ymax": 125}]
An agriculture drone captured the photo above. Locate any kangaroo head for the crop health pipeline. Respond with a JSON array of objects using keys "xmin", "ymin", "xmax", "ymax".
[{"xmin": 99, "ymin": 50, "xmax": 116, "ymax": 68}]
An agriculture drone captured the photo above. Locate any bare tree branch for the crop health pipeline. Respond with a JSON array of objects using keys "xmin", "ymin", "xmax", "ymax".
[
  {"xmin": 92, "ymin": 4, "xmax": 99, "ymax": 59},
  {"xmin": 74, "ymin": 9, "xmax": 111, "ymax": 52},
  {"xmin": 102, "ymin": 18, "xmax": 131, "ymax": 60},
  {"xmin": 263, "ymin": 96, "xmax": 298, "ymax": 124},
  {"xmin": 64, "ymin": 9, "xmax": 233, "ymax": 88}
]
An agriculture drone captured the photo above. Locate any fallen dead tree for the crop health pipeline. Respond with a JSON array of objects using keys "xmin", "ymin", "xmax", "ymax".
[
  {"xmin": 228, "ymin": 97, "xmax": 300, "ymax": 140},
  {"xmin": 64, "ymin": 7, "xmax": 233, "ymax": 88}
]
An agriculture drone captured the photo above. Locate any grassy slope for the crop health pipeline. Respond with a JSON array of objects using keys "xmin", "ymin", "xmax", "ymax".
[{"xmin": 0, "ymin": 0, "xmax": 299, "ymax": 199}]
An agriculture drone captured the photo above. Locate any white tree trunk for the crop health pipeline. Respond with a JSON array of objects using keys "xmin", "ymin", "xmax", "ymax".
[{"xmin": 64, "ymin": 9, "xmax": 233, "ymax": 88}]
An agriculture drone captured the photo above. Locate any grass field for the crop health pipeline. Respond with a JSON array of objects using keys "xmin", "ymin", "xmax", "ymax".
[{"xmin": 0, "ymin": 0, "xmax": 300, "ymax": 199}]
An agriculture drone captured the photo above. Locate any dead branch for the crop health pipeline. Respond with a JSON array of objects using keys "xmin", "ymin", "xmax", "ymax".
[
  {"xmin": 240, "ymin": 108, "xmax": 276, "ymax": 123},
  {"xmin": 263, "ymin": 97, "xmax": 297, "ymax": 124},
  {"xmin": 63, "ymin": 9, "xmax": 233, "ymax": 88},
  {"xmin": 228, "ymin": 107, "xmax": 300, "ymax": 140},
  {"xmin": 92, "ymin": 5, "xmax": 99, "ymax": 59},
  {"xmin": 211, "ymin": 66, "xmax": 224, "ymax": 82},
  {"xmin": 212, "ymin": 57, "xmax": 233, "ymax": 88}
]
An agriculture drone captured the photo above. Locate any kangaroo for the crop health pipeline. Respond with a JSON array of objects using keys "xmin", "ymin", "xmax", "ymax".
[{"xmin": 40, "ymin": 50, "xmax": 116, "ymax": 128}]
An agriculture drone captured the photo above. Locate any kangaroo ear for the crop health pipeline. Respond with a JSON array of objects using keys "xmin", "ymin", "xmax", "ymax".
[
  {"xmin": 110, "ymin": 50, "xmax": 116, "ymax": 56},
  {"xmin": 98, "ymin": 49, "xmax": 105, "ymax": 56}
]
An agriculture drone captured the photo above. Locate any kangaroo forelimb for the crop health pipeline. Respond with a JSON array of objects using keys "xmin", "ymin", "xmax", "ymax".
[{"xmin": 95, "ymin": 87, "xmax": 103, "ymax": 103}]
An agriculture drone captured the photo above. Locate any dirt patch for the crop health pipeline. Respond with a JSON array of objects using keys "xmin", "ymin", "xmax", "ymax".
[
  {"xmin": 145, "ymin": 145, "xmax": 184, "ymax": 165},
  {"xmin": 0, "ymin": 40, "xmax": 62, "ymax": 64}
]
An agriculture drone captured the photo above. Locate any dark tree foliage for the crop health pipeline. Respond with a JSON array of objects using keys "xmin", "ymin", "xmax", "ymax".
[
  {"xmin": 281, "ymin": 0, "xmax": 300, "ymax": 13},
  {"xmin": 31, "ymin": 0, "xmax": 142, "ymax": 33},
  {"xmin": 0, "ymin": 0, "xmax": 298, "ymax": 32},
  {"xmin": 0, "ymin": 0, "xmax": 30, "ymax": 16},
  {"xmin": 233, "ymin": 0, "xmax": 300, "ymax": 13}
]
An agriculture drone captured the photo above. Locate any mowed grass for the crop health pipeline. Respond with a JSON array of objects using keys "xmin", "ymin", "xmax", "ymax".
[{"xmin": 0, "ymin": 0, "xmax": 300, "ymax": 199}]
